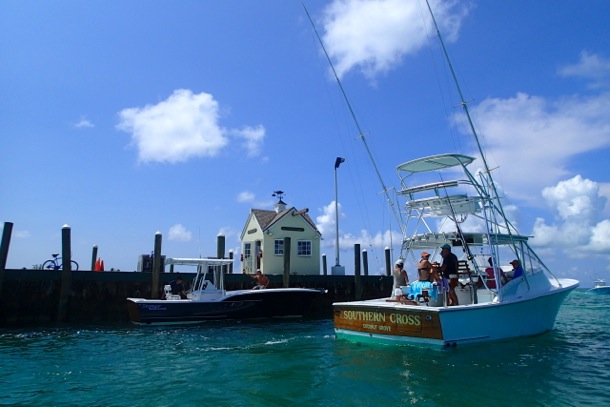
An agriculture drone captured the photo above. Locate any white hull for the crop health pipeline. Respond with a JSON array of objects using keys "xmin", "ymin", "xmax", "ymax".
[
  {"xmin": 334, "ymin": 278, "xmax": 578, "ymax": 349},
  {"xmin": 587, "ymin": 287, "xmax": 610, "ymax": 295},
  {"xmin": 587, "ymin": 279, "xmax": 610, "ymax": 295}
]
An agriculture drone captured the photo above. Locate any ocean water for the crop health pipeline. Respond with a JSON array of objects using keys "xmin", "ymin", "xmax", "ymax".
[{"xmin": 1, "ymin": 290, "xmax": 609, "ymax": 407}]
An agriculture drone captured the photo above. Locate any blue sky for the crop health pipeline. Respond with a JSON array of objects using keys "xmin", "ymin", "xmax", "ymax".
[{"xmin": 2, "ymin": 0, "xmax": 610, "ymax": 286}]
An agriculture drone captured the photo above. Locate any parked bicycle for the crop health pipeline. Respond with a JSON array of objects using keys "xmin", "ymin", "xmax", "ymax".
[{"xmin": 42, "ymin": 253, "xmax": 79, "ymax": 271}]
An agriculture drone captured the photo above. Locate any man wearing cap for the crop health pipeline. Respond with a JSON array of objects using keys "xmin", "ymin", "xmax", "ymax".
[
  {"xmin": 435, "ymin": 244, "xmax": 459, "ymax": 306},
  {"xmin": 507, "ymin": 259, "xmax": 523, "ymax": 280},
  {"xmin": 393, "ymin": 259, "xmax": 409, "ymax": 299}
]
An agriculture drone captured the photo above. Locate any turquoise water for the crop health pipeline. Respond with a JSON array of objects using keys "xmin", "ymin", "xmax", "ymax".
[{"xmin": 1, "ymin": 290, "xmax": 609, "ymax": 406}]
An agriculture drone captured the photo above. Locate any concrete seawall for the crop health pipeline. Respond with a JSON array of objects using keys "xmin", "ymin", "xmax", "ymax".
[{"xmin": 0, "ymin": 270, "xmax": 393, "ymax": 325}]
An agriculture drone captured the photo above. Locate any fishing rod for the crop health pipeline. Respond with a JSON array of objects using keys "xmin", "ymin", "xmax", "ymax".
[
  {"xmin": 423, "ymin": 0, "xmax": 515, "ymax": 238},
  {"xmin": 302, "ymin": 3, "xmax": 405, "ymax": 237}
]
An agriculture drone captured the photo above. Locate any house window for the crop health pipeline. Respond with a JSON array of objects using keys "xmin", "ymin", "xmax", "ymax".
[
  {"xmin": 244, "ymin": 243, "xmax": 251, "ymax": 258},
  {"xmin": 297, "ymin": 240, "xmax": 312, "ymax": 256},
  {"xmin": 274, "ymin": 239, "xmax": 284, "ymax": 255}
]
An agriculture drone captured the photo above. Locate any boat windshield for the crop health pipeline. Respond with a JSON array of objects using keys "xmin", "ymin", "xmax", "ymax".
[{"xmin": 164, "ymin": 258, "xmax": 234, "ymax": 293}]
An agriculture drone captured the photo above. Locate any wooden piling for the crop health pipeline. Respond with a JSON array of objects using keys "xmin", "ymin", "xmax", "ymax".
[
  {"xmin": 217, "ymin": 234, "xmax": 225, "ymax": 259},
  {"xmin": 354, "ymin": 243, "xmax": 362, "ymax": 300},
  {"xmin": 152, "ymin": 232, "xmax": 162, "ymax": 299},
  {"xmin": 91, "ymin": 245, "xmax": 98, "ymax": 271},
  {"xmin": 57, "ymin": 225, "xmax": 73, "ymax": 322},
  {"xmin": 283, "ymin": 237, "xmax": 291, "ymax": 288},
  {"xmin": 228, "ymin": 250, "xmax": 234, "ymax": 274},
  {"xmin": 384, "ymin": 247, "xmax": 391, "ymax": 276},
  {"xmin": 362, "ymin": 249, "xmax": 369, "ymax": 276},
  {"xmin": 0, "ymin": 222, "xmax": 13, "ymax": 294},
  {"xmin": 322, "ymin": 254, "xmax": 327, "ymax": 276}
]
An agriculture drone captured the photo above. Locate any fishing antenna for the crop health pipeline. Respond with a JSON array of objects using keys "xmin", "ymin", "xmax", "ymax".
[{"xmin": 302, "ymin": 3, "xmax": 405, "ymax": 236}]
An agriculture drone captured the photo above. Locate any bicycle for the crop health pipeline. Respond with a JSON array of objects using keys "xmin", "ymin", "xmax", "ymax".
[{"xmin": 42, "ymin": 253, "xmax": 79, "ymax": 271}]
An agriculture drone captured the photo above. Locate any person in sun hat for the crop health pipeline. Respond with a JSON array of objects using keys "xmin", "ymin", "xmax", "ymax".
[
  {"xmin": 417, "ymin": 252, "xmax": 434, "ymax": 282},
  {"xmin": 434, "ymin": 243, "xmax": 459, "ymax": 306},
  {"xmin": 392, "ymin": 258, "xmax": 409, "ymax": 299}
]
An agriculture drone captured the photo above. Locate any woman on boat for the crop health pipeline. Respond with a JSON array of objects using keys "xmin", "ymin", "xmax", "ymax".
[
  {"xmin": 393, "ymin": 259, "xmax": 409, "ymax": 299},
  {"xmin": 417, "ymin": 252, "xmax": 435, "ymax": 282}
]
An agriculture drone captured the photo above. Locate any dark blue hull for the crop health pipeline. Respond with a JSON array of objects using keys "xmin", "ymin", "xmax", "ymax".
[{"xmin": 127, "ymin": 288, "xmax": 325, "ymax": 324}]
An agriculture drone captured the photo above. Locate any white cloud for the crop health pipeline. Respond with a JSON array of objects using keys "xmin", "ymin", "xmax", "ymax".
[
  {"xmin": 316, "ymin": 201, "xmax": 400, "ymax": 251},
  {"xmin": 116, "ymin": 89, "xmax": 265, "ymax": 163},
  {"xmin": 316, "ymin": 201, "xmax": 341, "ymax": 239},
  {"xmin": 168, "ymin": 224, "xmax": 192, "ymax": 242},
  {"xmin": 237, "ymin": 191, "xmax": 255, "ymax": 203},
  {"xmin": 461, "ymin": 91, "xmax": 610, "ymax": 204},
  {"xmin": 14, "ymin": 230, "xmax": 31, "ymax": 239},
  {"xmin": 558, "ymin": 50, "xmax": 610, "ymax": 89},
  {"xmin": 531, "ymin": 176, "xmax": 610, "ymax": 255},
  {"xmin": 74, "ymin": 117, "xmax": 94, "ymax": 128},
  {"xmin": 230, "ymin": 125, "xmax": 265, "ymax": 157},
  {"xmin": 322, "ymin": 0, "xmax": 469, "ymax": 79},
  {"xmin": 589, "ymin": 220, "xmax": 610, "ymax": 252},
  {"xmin": 236, "ymin": 191, "xmax": 275, "ymax": 209}
]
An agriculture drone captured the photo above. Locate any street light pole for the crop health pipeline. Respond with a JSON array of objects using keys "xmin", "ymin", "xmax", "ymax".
[{"xmin": 332, "ymin": 157, "xmax": 345, "ymax": 275}]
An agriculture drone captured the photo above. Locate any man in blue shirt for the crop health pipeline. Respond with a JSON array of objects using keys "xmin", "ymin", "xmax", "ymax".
[{"xmin": 508, "ymin": 260, "xmax": 524, "ymax": 280}]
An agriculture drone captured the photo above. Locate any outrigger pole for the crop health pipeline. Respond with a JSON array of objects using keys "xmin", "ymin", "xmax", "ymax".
[
  {"xmin": 423, "ymin": 0, "xmax": 514, "ymax": 237},
  {"xmin": 303, "ymin": 3, "xmax": 405, "ymax": 236},
  {"xmin": 424, "ymin": 0, "xmax": 516, "ymax": 298}
]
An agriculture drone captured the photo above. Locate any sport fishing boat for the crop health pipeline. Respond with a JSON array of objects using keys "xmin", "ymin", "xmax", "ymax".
[
  {"xmin": 333, "ymin": 153, "xmax": 579, "ymax": 348},
  {"xmin": 587, "ymin": 279, "xmax": 610, "ymax": 295},
  {"xmin": 327, "ymin": 1, "xmax": 579, "ymax": 348},
  {"xmin": 127, "ymin": 258, "xmax": 326, "ymax": 325}
]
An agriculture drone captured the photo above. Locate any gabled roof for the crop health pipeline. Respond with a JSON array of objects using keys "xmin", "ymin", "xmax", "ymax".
[{"xmin": 251, "ymin": 207, "xmax": 320, "ymax": 234}]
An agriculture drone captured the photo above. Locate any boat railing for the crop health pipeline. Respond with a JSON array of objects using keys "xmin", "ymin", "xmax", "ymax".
[
  {"xmin": 399, "ymin": 179, "xmax": 461, "ymax": 197},
  {"xmin": 405, "ymin": 194, "xmax": 481, "ymax": 216}
]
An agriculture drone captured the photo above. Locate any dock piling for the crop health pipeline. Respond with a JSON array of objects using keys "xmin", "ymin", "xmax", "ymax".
[
  {"xmin": 0, "ymin": 222, "xmax": 13, "ymax": 294},
  {"xmin": 322, "ymin": 254, "xmax": 327, "ymax": 276},
  {"xmin": 384, "ymin": 247, "xmax": 391, "ymax": 276},
  {"xmin": 354, "ymin": 244, "xmax": 362, "ymax": 300},
  {"xmin": 283, "ymin": 237, "xmax": 291, "ymax": 288},
  {"xmin": 217, "ymin": 234, "xmax": 225, "ymax": 259},
  {"xmin": 152, "ymin": 232, "xmax": 162, "ymax": 299},
  {"xmin": 91, "ymin": 245, "xmax": 98, "ymax": 271},
  {"xmin": 57, "ymin": 225, "xmax": 73, "ymax": 322},
  {"xmin": 362, "ymin": 249, "xmax": 369, "ymax": 276}
]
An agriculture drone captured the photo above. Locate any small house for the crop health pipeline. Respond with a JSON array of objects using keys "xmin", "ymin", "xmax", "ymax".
[{"xmin": 240, "ymin": 197, "xmax": 321, "ymax": 275}]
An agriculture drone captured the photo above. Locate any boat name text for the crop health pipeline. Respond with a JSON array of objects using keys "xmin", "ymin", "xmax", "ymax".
[{"xmin": 341, "ymin": 310, "xmax": 420, "ymax": 326}]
